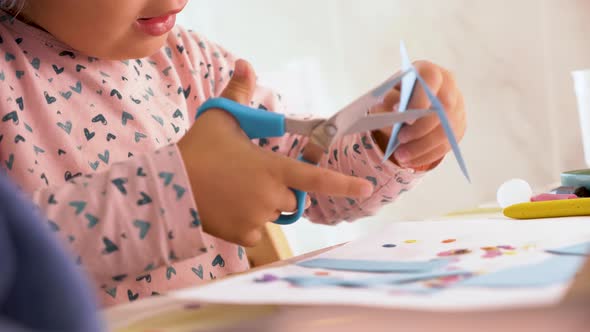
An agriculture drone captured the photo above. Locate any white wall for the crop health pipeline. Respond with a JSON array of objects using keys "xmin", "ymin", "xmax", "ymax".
[{"xmin": 179, "ymin": 0, "xmax": 590, "ymax": 254}]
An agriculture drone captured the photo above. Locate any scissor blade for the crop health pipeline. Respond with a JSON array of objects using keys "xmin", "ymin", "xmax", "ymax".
[
  {"xmin": 342, "ymin": 109, "xmax": 434, "ymax": 136},
  {"xmin": 284, "ymin": 118, "xmax": 325, "ymax": 136},
  {"xmin": 328, "ymin": 69, "xmax": 411, "ymax": 127}
]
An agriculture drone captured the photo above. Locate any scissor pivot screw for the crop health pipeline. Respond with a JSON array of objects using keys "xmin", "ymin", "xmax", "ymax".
[{"xmin": 324, "ymin": 124, "xmax": 338, "ymax": 137}]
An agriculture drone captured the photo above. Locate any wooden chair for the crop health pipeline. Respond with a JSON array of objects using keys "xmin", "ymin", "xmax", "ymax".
[{"xmin": 246, "ymin": 223, "xmax": 293, "ymax": 267}]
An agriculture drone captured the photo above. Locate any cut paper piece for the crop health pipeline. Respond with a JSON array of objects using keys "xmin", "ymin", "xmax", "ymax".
[
  {"xmin": 284, "ymin": 270, "xmax": 472, "ymax": 288},
  {"xmin": 546, "ymin": 242, "xmax": 590, "ymax": 256},
  {"xmin": 297, "ymin": 258, "xmax": 449, "ymax": 273},
  {"xmin": 414, "ymin": 73, "xmax": 470, "ymax": 182},
  {"xmin": 385, "ymin": 41, "xmax": 417, "ymax": 160},
  {"xmin": 172, "ymin": 218, "xmax": 590, "ymax": 311},
  {"xmin": 460, "ymin": 255, "xmax": 585, "ymax": 288},
  {"xmin": 382, "ymin": 41, "xmax": 470, "ymax": 182}
]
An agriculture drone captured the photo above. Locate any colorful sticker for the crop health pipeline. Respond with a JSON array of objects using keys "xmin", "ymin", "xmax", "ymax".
[
  {"xmin": 437, "ymin": 249, "xmax": 472, "ymax": 257},
  {"xmin": 254, "ymin": 274, "xmax": 280, "ymax": 283},
  {"xmin": 481, "ymin": 245, "xmax": 516, "ymax": 258}
]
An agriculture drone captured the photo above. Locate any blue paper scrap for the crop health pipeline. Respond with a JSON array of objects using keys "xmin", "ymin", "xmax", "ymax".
[
  {"xmin": 460, "ymin": 255, "xmax": 585, "ymax": 288},
  {"xmin": 284, "ymin": 270, "xmax": 471, "ymax": 288},
  {"xmin": 383, "ymin": 41, "xmax": 470, "ymax": 182},
  {"xmin": 297, "ymin": 258, "xmax": 450, "ymax": 273},
  {"xmin": 546, "ymin": 242, "xmax": 590, "ymax": 257},
  {"xmin": 385, "ymin": 41, "xmax": 417, "ymax": 160}
]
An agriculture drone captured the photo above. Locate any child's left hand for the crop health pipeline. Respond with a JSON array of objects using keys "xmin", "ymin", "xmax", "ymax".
[{"xmin": 371, "ymin": 61, "xmax": 466, "ymax": 171}]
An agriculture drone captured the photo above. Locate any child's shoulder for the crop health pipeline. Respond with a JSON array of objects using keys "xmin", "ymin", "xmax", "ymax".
[
  {"xmin": 166, "ymin": 25, "xmax": 216, "ymax": 53},
  {"xmin": 168, "ymin": 25, "xmax": 203, "ymax": 42},
  {"xmin": 158, "ymin": 25, "xmax": 233, "ymax": 67}
]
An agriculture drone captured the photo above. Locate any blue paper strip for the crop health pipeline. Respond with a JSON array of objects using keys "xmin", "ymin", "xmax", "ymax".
[
  {"xmin": 384, "ymin": 41, "xmax": 416, "ymax": 162},
  {"xmin": 546, "ymin": 242, "xmax": 590, "ymax": 256},
  {"xmin": 383, "ymin": 41, "xmax": 470, "ymax": 182},
  {"xmin": 284, "ymin": 270, "xmax": 470, "ymax": 288},
  {"xmin": 297, "ymin": 258, "xmax": 449, "ymax": 273},
  {"xmin": 414, "ymin": 74, "xmax": 470, "ymax": 182},
  {"xmin": 460, "ymin": 255, "xmax": 584, "ymax": 288}
]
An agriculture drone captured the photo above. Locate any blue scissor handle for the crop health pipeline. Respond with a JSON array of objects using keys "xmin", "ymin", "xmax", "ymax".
[
  {"xmin": 196, "ymin": 98, "xmax": 317, "ymax": 225},
  {"xmin": 196, "ymin": 98, "xmax": 286, "ymax": 139},
  {"xmin": 275, "ymin": 156, "xmax": 318, "ymax": 225},
  {"xmin": 276, "ymin": 188, "xmax": 308, "ymax": 225}
]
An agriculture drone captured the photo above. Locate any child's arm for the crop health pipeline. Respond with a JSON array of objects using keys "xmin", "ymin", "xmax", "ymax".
[
  {"xmin": 29, "ymin": 144, "xmax": 207, "ymax": 285},
  {"xmin": 250, "ymin": 110, "xmax": 422, "ymax": 225},
  {"xmin": 0, "ymin": 57, "xmax": 209, "ymax": 285},
  {"xmin": 303, "ymin": 61, "xmax": 466, "ymax": 224},
  {"xmin": 180, "ymin": 31, "xmax": 426, "ymax": 225},
  {"xmin": 1, "ymin": 56, "xmax": 371, "ymax": 290}
]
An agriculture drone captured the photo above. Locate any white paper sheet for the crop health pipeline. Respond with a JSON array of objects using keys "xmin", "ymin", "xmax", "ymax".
[{"xmin": 172, "ymin": 218, "xmax": 590, "ymax": 311}]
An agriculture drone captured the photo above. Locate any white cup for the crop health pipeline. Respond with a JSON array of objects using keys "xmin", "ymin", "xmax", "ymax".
[{"xmin": 572, "ymin": 69, "xmax": 590, "ymax": 167}]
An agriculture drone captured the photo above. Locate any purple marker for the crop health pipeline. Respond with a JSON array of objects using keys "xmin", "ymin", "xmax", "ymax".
[{"xmin": 255, "ymin": 274, "xmax": 280, "ymax": 283}]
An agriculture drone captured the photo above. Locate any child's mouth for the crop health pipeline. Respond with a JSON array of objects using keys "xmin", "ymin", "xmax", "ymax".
[{"xmin": 136, "ymin": 9, "xmax": 181, "ymax": 37}]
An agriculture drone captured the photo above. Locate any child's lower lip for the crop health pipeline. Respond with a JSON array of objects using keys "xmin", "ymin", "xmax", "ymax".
[{"xmin": 136, "ymin": 14, "xmax": 177, "ymax": 37}]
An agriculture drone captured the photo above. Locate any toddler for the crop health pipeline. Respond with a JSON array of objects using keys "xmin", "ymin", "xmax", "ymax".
[{"xmin": 0, "ymin": 0, "xmax": 466, "ymax": 306}]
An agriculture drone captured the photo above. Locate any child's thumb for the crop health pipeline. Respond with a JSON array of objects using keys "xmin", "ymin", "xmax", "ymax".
[{"xmin": 220, "ymin": 59, "xmax": 256, "ymax": 105}]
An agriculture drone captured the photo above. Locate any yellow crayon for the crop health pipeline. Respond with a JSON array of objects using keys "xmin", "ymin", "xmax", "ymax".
[{"xmin": 503, "ymin": 198, "xmax": 590, "ymax": 219}]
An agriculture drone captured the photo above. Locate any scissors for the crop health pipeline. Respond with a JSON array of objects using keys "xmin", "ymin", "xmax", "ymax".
[{"xmin": 195, "ymin": 42, "xmax": 469, "ymax": 225}]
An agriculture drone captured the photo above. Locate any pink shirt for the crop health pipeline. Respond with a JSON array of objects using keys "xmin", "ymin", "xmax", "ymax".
[{"xmin": 0, "ymin": 12, "xmax": 423, "ymax": 306}]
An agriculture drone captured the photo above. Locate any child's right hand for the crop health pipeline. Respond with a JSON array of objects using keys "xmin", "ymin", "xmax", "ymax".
[{"xmin": 178, "ymin": 60, "xmax": 374, "ymax": 247}]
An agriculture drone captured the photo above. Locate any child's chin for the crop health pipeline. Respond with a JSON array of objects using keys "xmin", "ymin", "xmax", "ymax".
[{"xmin": 93, "ymin": 36, "xmax": 169, "ymax": 60}]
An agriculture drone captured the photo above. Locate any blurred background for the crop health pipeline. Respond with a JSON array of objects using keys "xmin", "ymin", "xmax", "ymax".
[{"xmin": 178, "ymin": 0, "xmax": 590, "ymax": 254}]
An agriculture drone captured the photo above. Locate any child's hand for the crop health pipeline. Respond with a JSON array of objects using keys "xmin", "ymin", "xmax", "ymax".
[
  {"xmin": 178, "ymin": 60, "xmax": 374, "ymax": 247},
  {"xmin": 371, "ymin": 61, "xmax": 466, "ymax": 171}
]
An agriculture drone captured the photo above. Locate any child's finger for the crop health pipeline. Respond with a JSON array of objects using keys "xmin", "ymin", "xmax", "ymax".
[
  {"xmin": 278, "ymin": 155, "xmax": 373, "ymax": 198},
  {"xmin": 395, "ymin": 125, "xmax": 448, "ymax": 164},
  {"xmin": 455, "ymin": 96, "xmax": 467, "ymax": 141},
  {"xmin": 382, "ymin": 88, "xmax": 400, "ymax": 111},
  {"xmin": 275, "ymin": 187, "xmax": 298, "ymax": 214},
  {"xmin": 204, "ymin": 216, "xmax": 264, "ymax": 247},
  {"xmin": 397, "ymin": 113, "xmax": 439, "ymax": 144},
  {"xmin": 239, "ymin": 228, "xmax": 264, "ymax": 248},
  {"xmin": 370, "ymin": 103, "xmax": 398, "ymax": 137},
  {"xmin": 408, "ymin": 61, "xmax": 444, "ymax": 110},
  {"xmin": 404, "ymin": 144, "xmax": 449, "ymax": 169},
  {"xmin": 437, "ymin": 70, "xmax": 460, "ymax": 111},
  {"xmin": 272, "ymin": 194, "xmax": 311, "ymax": 222},
  {"xmin": 398, "ymin": 64, "xmax": 457, "ymax": 144},
  {"xmin": 220, "ymin": 59, "xmax": 257, "ymax": 105},
  {"xmin": 305, "ymin": 196, "xmax": 312, "ymax": 209},
  {"xmin": 396, "ymin": 99, "xmax": 465, "ymax": 167},
  {"xmin": 370, "ymin": 89, "xmax": 400, "ymax": 137}
]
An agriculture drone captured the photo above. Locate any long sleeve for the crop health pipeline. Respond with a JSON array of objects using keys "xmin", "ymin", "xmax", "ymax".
[
  {"xmin": 0, "ymin": 18, "xmax": 252, "ymax": 306},
  {"xmin": 179, "ymin": 31, "xmax": 425, "ymax": 225},
  {"xmin": 0, "ymin": 12, "xmax": 425, "ymax": 306},
  {"xmin": 30, "ymin": 144, "xmax": 203, "ymax": 285}
]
